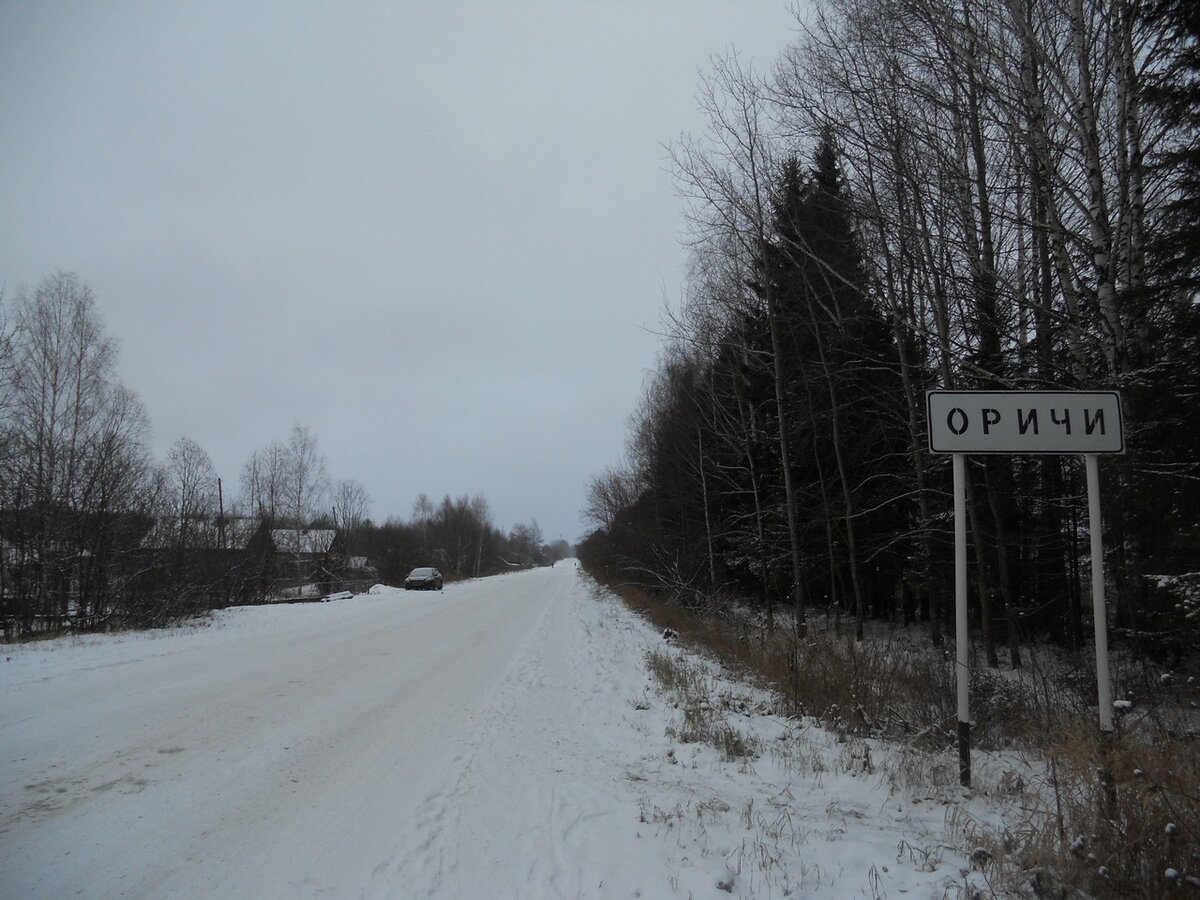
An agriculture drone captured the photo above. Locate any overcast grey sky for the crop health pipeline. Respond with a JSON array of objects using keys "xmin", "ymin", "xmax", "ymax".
[{"xmin": 1, "ymin": 1, "xmax": 800, "ymax": 542}]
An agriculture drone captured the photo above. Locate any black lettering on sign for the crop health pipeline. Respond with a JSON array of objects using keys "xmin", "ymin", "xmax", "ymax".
[
  {"xmin": 1050, "ymin": 408, "xmax": 1072, "ymax": 434},
  {"xmin": 947, "ymin": 407, "xmax": 969, "ymax": 435},
  {"xmin": 1085, "ymin": 408, "xmax": 1106, "ymax": 435},
  {"xmin": 982, "ymin": 408, "xmax": 1001, "ymax": 434},
  {"xmin": 1018, "ymin": 408, "xmax": 1039, "ymax": 435}
]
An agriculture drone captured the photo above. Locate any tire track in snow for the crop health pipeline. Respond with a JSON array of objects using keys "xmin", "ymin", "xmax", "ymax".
[
  {"xmin": 392, "ymin": 569, "xmax": 661, "ymax": 899},
  {"xmin": 383, "ymin": 571, "xmax": 570, "ymax": 895}
]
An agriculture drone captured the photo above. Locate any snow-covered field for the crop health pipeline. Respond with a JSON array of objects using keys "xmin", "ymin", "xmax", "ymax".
[{"xmin": 2, "ymin": 564, "xmax": 1007, "ymax": 898}]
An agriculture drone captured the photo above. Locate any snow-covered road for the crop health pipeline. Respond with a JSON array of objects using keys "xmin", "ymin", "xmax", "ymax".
[
  {"xmin": 3, "ymin": 564, "xmax": 981, "ymax": 899},
  {"xmin": 3, "ymin": 567, "xmax": 590, "ymax": 897}
]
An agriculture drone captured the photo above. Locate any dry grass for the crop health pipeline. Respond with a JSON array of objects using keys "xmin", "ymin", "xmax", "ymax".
[
  {"xmin": 600, "ymin": 575, "xmax": 959, "ymax": 747},
  {"xmin": 960, "ymin": 725, "xmax": 1200, "ymax": 898},
  {"xmin": 645, "ymin": 648, "xmax": 761, "ymax": 762},
  {"xmin": 587, "ymin": 568, "xmax": 1200, "ymax": 898}
]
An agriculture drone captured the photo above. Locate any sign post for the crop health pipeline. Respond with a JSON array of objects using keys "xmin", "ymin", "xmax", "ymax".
[
  {"xmin": 927, "ymin": 391, "xmax": 1124, "ymax": 787},
  {"xmin": 953, "ymin": 452, "xmax": 970, "ymax": 786},
  {"xmin": 1086, "ymin": 454, "xmax": 1114, "ymax": 734}
]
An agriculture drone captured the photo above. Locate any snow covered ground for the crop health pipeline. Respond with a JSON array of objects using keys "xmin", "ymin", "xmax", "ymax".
[{"xmin": 2, "ymin": 563, "xmax": 1011, "ymax": 898}]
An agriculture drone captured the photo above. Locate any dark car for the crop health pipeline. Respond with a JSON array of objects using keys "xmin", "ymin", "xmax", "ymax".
[{"xmin": 404, "ymin": 566, "xmax": 443, "ymax": 591}]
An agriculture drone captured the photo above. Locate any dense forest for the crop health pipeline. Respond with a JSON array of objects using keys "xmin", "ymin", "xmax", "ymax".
[
  {"xmin": 581, "ymin": 0, "xmax": 1199, "ymax": 665},
  {"xmin": 0, "ymin": 273, "xmax": 566, "ymax": 638}
]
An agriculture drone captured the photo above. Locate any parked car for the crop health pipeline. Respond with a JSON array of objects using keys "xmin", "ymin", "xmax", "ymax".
[{"xmin": 404, "ymin": 567, "xmax": 443, "ymax": 591}]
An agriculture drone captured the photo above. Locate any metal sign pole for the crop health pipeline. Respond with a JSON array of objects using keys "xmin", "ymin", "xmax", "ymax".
[
  {"xmin": 1085, "ymin": 453, "xmax": 1118, "ymax": 813},
  {"xmin": 953, "ymin": 452, "xmax": 970, "ymax": 787},
  {"xmin": 1085, "ymin": 453, "xmax": 1114, "ymax": 734}
]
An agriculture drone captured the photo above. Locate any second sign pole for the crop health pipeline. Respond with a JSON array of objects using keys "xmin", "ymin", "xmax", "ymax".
[{"xmin": 953, "ymin": 452, "xmax": 971, "ymax": 787}]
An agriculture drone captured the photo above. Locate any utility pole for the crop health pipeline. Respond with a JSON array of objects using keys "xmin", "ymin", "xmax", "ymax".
[{"xmin": 218, "ymin": 478, "xmax": 229, "ymax": 608}]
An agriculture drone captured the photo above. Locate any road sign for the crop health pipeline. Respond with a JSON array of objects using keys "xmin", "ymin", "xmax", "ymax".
[
  {"xmin": 926, "ymin": 388, "xmax": 1124, "ymax": 787},
  {"xmin": 927, "ymin": 390, "xmax": 1124, "ymax": 455}
]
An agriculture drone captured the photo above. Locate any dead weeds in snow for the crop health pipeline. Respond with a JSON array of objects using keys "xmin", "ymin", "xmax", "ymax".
[
  {"xmin": 589, "ymin": 571, "xmax": 1200, "ymax": 898},
  {"xmin": 646, "ymin": 648, "xmax": 762, "ymax": 762},
  {"xmin": 948, "ymin": 725, "xmax": 1200, "ymax": 899}
]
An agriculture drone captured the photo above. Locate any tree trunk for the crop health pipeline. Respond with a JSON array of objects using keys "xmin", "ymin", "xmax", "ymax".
[{"xmin": 766, "ymin": 293, "xmax": 806, "ymax": 635}]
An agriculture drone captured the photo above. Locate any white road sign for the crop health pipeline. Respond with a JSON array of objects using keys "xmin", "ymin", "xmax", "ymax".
[{"xmin": 927, "ymin": 390, "xmax": 1124, "ymax": 455}]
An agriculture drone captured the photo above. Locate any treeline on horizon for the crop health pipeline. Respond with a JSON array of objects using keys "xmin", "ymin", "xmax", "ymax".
[
  {"xmin": 0, "ymin": 273, "xmax": 567, "ymax": 638},
  {"xmin": 580, "ymin": 0, "xmax": 1199, "ymax": 665}
]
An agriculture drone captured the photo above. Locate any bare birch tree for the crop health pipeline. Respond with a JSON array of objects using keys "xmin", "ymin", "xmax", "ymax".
[{"xmin": 332, "ymin": 478, "xmax": 371, "ymax": 558}]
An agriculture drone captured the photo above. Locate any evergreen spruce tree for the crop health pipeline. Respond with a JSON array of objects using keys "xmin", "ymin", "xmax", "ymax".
[{"xmin": 758, "ymin": 133, "xmax": 909, "ymax": 629}]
